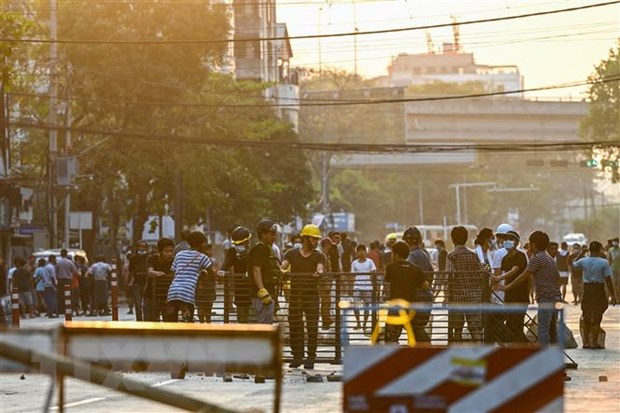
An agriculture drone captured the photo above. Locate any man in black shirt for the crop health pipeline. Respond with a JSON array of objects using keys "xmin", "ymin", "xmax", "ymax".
[
  {"xmin": 13, "ymin": 257, "xmax": 35, "ymax": 318},
  {"xmin": 249, "ymin": 218, "xmax": 280, "ymax": 324},
  {"xmin": 219, "ymin": 226, "xmax": 252, "ymax": 323},
  {"xmin": 128, "ymin": 240, "xmax": 149, "ymax": 321},
  {"xmin": 145, "ymin": 238, "xmax": 174, "ymax": 321},
  {"xmin": 281, "ymin": 224, "xmax": 325, "ymax": 369},
  {"xmin": 492, "ymin": 231, "xmax": 529, "ymax": 343},
  {"xmin": 384, "ymin": 241, "xmax": 428, "ymax": 343}
]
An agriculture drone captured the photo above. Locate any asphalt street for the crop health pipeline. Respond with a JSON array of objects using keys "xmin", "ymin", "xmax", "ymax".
[{"xmin": 1, "ymin": 301, "xmax": 618, "ymax": 413}]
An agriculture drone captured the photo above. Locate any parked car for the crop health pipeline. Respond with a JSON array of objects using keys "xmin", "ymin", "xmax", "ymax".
[
  {"xmin": 563, "ymin": 233, "xmax": 588, "ymax": 247},
  {"xmin": 32, "ymin": 248, "xmax": 89, "ymax": 265}
]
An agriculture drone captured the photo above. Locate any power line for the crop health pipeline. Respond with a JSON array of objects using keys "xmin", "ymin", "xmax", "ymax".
[
  {"xmin": 8, "ymin": 75, "xmax": 620, "ymax": 108},
  {"xmin": 8, "ymin": 120, "xmax": 620, "ymax": 154},
  {"xmin": 3, "ymin": 1, "xmax": 619, "ymax": 45}
]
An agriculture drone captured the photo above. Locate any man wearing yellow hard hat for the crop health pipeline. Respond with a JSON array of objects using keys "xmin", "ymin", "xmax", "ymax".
[{"xmin": 280, "ymin": 224, "xmax": 325, "ymax": 369}]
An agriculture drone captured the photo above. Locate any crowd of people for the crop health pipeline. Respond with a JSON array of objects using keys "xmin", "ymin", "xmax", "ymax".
[
  {"xmin": 6, "ymin": 249, "xmax": 112, "ymax": 318},
  {"xmin": 5, "ymin": 219, "xmax": 619, "ymax": 364}
]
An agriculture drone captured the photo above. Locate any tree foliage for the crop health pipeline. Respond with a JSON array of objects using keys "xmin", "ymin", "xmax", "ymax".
[
  {"xmin": 580, "ymin": 40, "xmax": 620, "ymax": 183},
  {"xmin": 6, "ymin": 1, "xmax": 313, "ymax": 250}
]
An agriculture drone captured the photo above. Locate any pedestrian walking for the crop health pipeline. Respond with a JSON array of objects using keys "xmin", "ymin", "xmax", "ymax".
[
  {"xmin": 446, "ymin": 226, "xmax": 484, "ymax": 342},
  {"xmin": 219, "ymin": 226, "xmax": 252, "ymax": 324},
  {"xmin": 145, "ymin": 238, "xmax": 174, "ymax": 321},
  {"xmin": 351, "ymin": 244, "xmax": 377, "ymax": 333},
  {"xmin": 128, "ymin": 240, "xmax": 149, "ymax": 321},
  {"xmin": 165, "ymin": 231, "xmax": 214, "ymax": 322},
  {"xmin": 281, "ymin": 224, "xmax": 325, "ymax": 369},
  {"xmin": 573, "ymin": 241, "xmax": 617, "ymax": 349},
  {"xmin": 89, "ymin": 257, "xmax": 112, "ymax": 316},
  {"xmin": 249, "ymin": 219, "xmax": 281, "ymax": 324},
  {"xmin": 497, "ymin": 231, "xmax": 562, "ymax": 345}
]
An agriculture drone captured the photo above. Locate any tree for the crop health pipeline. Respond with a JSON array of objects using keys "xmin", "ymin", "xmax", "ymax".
[{"xmin": 580, "ymin": 40, "xmax": 620, "ymax": 183}]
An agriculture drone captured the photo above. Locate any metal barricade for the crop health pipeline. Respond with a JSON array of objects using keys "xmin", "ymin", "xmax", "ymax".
[{"xmin": 144, "ymin": 270, "xmax": 562, "ymax": 365}]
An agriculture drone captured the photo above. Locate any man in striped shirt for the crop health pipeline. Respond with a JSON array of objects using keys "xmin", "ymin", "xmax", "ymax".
[
  {"xmin": 165, "ymin": 231, "xmax": 214, "ymax": 322},
  {"xmin": 497, "ymin": 230, "xmax": 562, "ymax": 345}
]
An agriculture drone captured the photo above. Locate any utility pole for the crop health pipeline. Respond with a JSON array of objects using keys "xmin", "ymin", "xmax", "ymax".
[
  {"xmin": 449, "ymin": 182, "xmax": 496, "ymax": 225},
  {"xmin": 352, "ymin": 0, "xmax": 358, "ymax": 78},
  {"xmin": 63, "ymin": 105, "xmax": 71, "ymax": 248},
  {"xmin": 48, "ymin": 0, "xmax": 58, "ymax": 248}
]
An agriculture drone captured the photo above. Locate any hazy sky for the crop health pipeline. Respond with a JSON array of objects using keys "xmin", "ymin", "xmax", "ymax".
[{"xmin": 277, "ymin": 0, "xmax": 620, "ymax": 98}]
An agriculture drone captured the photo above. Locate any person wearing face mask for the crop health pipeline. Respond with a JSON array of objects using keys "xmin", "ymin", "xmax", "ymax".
[
  {"xmin": 219, "ymin": 226, "xmax": 252, "ymax": 323},
  {"xmin": 476, "ymin": 227, "xmax": 509, "ymax": 344},
  {"xmin": 128, "ymin": 240, "xmax": 150, "ymax": 321},
  {"xmin": 607, "ymin": 237, "xmax": 620, "ymax": 303},
  {"xmin": 492, "ymin": 231, "xmax": 529, "ymax": 343}
]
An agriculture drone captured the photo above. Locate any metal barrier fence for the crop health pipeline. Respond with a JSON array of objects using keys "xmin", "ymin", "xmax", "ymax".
[{"xmin": 145, "ymin": 271, "xmax": 552, "ymax": 364}]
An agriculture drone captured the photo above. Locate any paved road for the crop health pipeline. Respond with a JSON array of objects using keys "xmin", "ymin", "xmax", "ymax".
[{"xmin": 1, "ymin": 302, "xmax": 618, "ymax": 412}]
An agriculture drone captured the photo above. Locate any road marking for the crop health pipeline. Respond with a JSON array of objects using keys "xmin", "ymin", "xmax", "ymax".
[
  {"xmin": 152, "ymin": 379, "xmax": 179, "ymax": 387},
  {"xmin": 51, "ymin": 397, "xmax": 106, "ymax": 409},
  {"xmin": 50, "ymin": 379, "xmax": 179, "ymax": 409}
]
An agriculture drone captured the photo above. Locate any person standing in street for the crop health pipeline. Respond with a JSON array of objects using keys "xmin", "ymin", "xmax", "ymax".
[
  {"xmin": 88, "ymin": 256, "xmax": 112, "ymax": 316},
  {"xmin": 165, "ymin": 232, "xmax": 214, "ymax": 322},
  {"xmin": 446, "ymin": 226, "xmax": 484, "ymax": 343},
  {"xmin": 33, "ymin": 258, "xmax": 47, "ymax": 316},
  {"xmin": 43, "ymin": 256, "xmax": 58, "ymax": 318},
  {"xmin": 249, "ymin": 218, "xmax": 281, "ymax": 324},
  {"xmin": 13, "ymin": 257, "xmax": 35, "ymax": 318},
  {"xmin": 492, "ymin": 231, "xmax": 529, "ymax": 343},
  {"xmin": 128, "ymin": 240, "xmax": 149, "ymax": 321},
  {"xmin": 574, "ymin": 241, "xmax": 617, "ymax": 349},
  {"xmin": 607, "ymin": 237, "xmax": 620, "ymax": 304},
  {"xmin": 219, "ymin": 226, "xmax": 252, "ymax": 324},
  {"xmin": 384, "ymin": 241, "xmax": 429, "ymax": 343},
  {"xmin": 281, "ymin": 224, "xmax": 325, "ymax": 369},
  {"xmin": 497, "ymin": 231, "xmax": 562, "ymax": 345},
  {"xmin": 56, "ymin": 249, "xmax": 79, "ymax": 315},
  {"xmin": 145, "ymin": 238, "xmax": 174, "ymax": 321},
  {"xmin": 568, "ymin": 243, "xmax": 584, "ymax": 304},
  {"xmin": 75, "ymin": 255, "xmax": 91, "ymax": 316},
  {"xmin": 557, "ymin": 242, "xmax": 571, "ymax": 303},
  {"xmin": 403, "ymin": 226, "xmax": 434, "ymax": 338},
  {"xmin": 351, "ymin": 244, "xmax": 377, "ymax": 333}
]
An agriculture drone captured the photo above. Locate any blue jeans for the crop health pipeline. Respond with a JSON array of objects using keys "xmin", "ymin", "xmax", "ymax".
[
  {"xmin": 537, "ymin": 296, "xmax": 560, "ymax": 345},
  {"xmin": 44, "ymin": 287, "xmax": 58, "ymax": 315}
]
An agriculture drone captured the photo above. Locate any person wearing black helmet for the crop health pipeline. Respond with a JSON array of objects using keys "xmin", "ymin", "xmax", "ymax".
[
  {"xmin": 249, "ymin": 218, "xmax": 281, "ymax": 324},
  {"xmin": 219, "ymin": 226, "xmax": 252, "ymax": 323},
  {"xmin": 402, "ymin": 226, "xmax": 433, "ymax": 272}
]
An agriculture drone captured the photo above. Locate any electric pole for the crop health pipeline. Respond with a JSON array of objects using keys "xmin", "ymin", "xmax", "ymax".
[{"xmin": 48, "ymin": 0, "xmax": 58, "ymax": 248}]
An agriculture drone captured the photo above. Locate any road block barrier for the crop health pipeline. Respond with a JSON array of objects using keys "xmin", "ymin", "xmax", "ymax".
[
  {"xmin": 63, "ymin": 284, "xmax": 72, "ymax": 322},
  {"xmin": 110, "ymin": 259, "xmax": 119, "ymax": 321},
  {"xmin": 58, "ymin": 321, "xmax": 283, "ymax": 412},
  {"xmin": 342, "ymin": 303, "xmax": 566, "ymax": 413},
  {"xmin": 343, "ymin": 345, "xmax": 565, "ymax": 413},
  {"xmin": 11, "ymin": 287, "xmax": 20, "ymax": 327}
]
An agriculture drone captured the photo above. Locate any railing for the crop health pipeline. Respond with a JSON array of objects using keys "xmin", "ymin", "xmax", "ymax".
[{"xmin": 146, "ymin": 270, "xmax": 561, "ymax": 364}]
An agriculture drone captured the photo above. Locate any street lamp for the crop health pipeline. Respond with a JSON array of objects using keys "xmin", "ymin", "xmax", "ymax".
[{"xmin": 448, "ymin": 182, "xmax": 496, "ymax": 225}]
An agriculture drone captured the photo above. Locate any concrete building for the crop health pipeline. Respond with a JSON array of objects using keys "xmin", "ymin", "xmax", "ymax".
[
  {"xmin": 232, "ymin": 0, "xmax": 300, "ymax": 131},
  {"xmin": 386, "ymin": 45, "xmax": 523, "ymax": 96}
]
